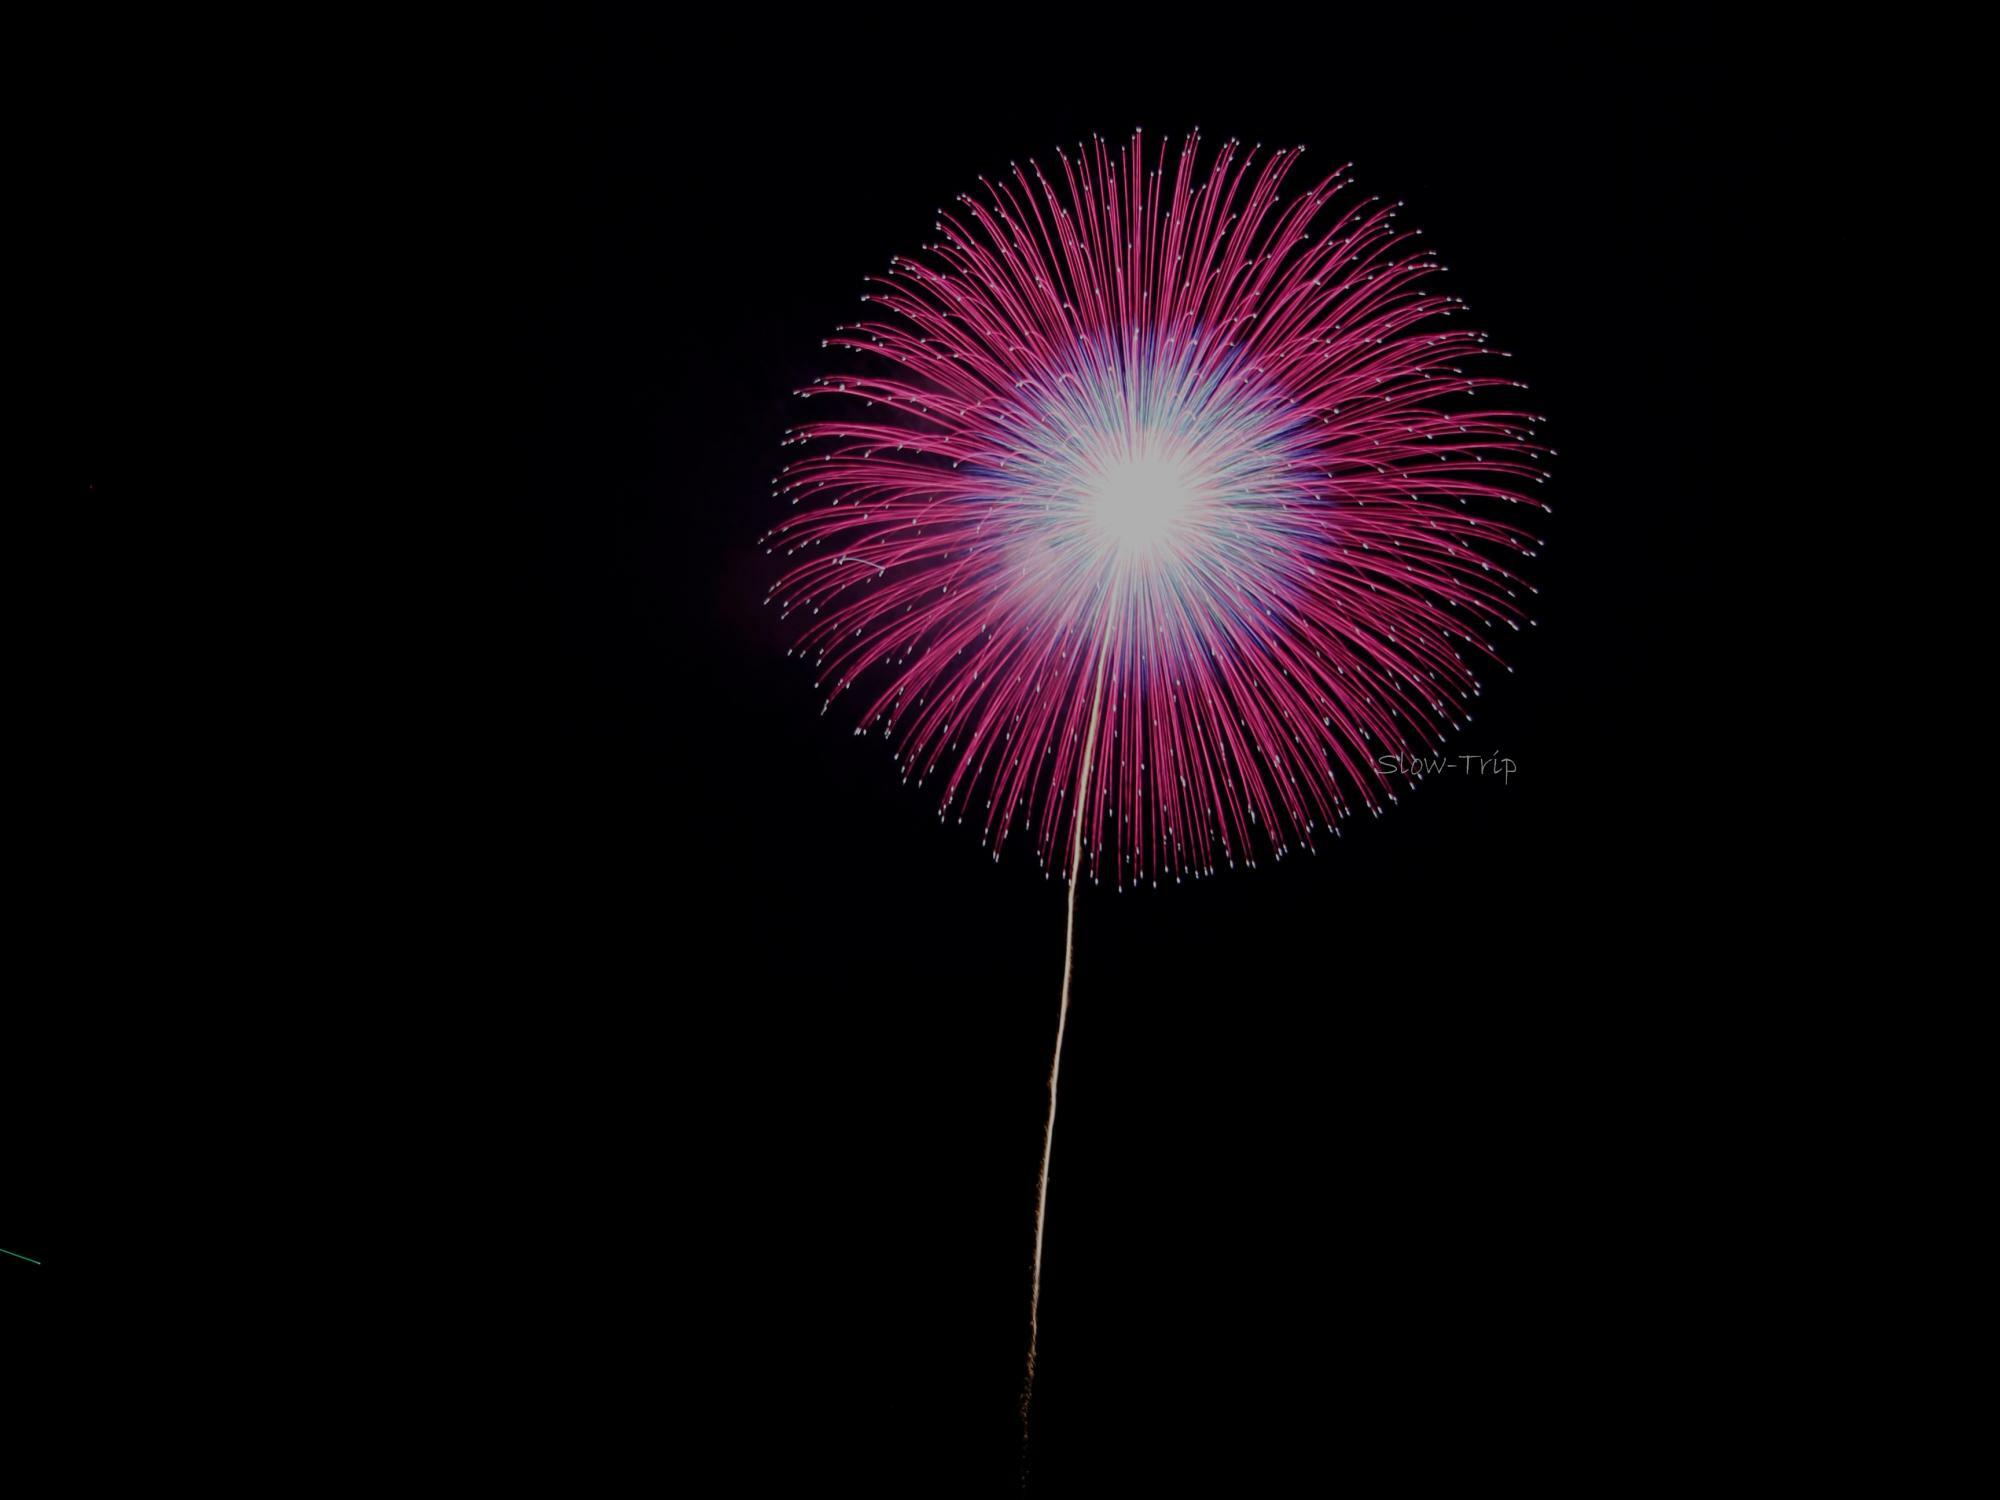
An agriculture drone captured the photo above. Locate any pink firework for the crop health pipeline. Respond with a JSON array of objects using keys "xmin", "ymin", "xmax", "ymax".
[
  {"xmin": 761, "ymin": 128, "xmax": 1550, "ymax": 1457},
  {"xmin": 766, "ymin": 130, "xmax": 1549, "ymax": 888}
]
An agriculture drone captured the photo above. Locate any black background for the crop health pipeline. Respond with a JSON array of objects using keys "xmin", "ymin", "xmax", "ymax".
[{"xmin": 439, "ymin": 9, "xmax": 1768, "ymax": 1489}]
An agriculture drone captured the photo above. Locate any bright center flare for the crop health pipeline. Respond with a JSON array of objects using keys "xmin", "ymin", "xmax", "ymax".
[{"xmin": 1085, "ymin": 453, "xmax": 1197, "ymax": 552}]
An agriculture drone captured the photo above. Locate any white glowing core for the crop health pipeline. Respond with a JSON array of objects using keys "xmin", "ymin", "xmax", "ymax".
[{"xmin": 1085, "ymin": 453, "xmax": 1197, "ymax": 552}]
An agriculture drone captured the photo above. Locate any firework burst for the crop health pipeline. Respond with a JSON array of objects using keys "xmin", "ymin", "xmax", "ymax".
[
  {"xmin": 761, "ymin": 128, "xmax": 1550, "ymax": 1465},
  {"xmin": 765, "ymin": 129, "xmax": 1549, "ymax": 889}
]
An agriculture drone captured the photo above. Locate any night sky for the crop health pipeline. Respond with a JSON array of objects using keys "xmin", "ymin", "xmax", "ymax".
[{"xmin": 376, "ymin": 11, "xmax": 1759, "ymax": 1488}]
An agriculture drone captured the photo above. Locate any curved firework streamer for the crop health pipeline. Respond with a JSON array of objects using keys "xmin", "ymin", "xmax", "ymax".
[{"xmin": 760, "ymin": 127, "xmax": 1550, "ymax": 1467}]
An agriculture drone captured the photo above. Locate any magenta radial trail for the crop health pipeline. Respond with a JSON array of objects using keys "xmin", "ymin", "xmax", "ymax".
[{"xmin": 761, "ymin": 126, "xmax": 1550, "ymax": 1449}]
